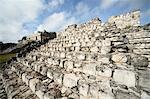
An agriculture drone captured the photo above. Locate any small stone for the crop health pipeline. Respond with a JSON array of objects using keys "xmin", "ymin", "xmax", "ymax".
[
  {"xmin": 60, "ymin": 52, "xmax": 66, "ymax": 58},
  {"xmin": 112, "ymin": 53, "xmax": 128, "ymax": 63},
  {"xmin": 77, "ymin": 53, "xmax": 85, "ymax": 60},
  {"xmin": 90, "ymin": 46, "xmax": 99, "ymax": 52},
  {"xmin": 102, "ymin": 39, "xmax": 111, "ymax": 46},
  {"xmin": 101, "ymin": 46, "xmax": 111, "ymax": 54}
]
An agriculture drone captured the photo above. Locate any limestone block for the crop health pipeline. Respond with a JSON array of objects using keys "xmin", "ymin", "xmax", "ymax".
[
  {"xmin": 77, "ymin": 53, "xmax": 85, "ymax": 60},
  {"xmin": 95, "ymin": 41, "xmax": 101, "ymax": 46},
  {"xmin": 115, "ymin": 90, "xmax": 140, "ymax": 99},
  {"xmin": 98, "ymin": 56, "xmax": 110, "ymax": 64},
  {"xmin": 101, "ymin": 46, "xmax": 111, "ymax": 54},
  {"xmin": 44, "ymin": 92, "xmax": 54, "ymax": 99},
  {"xmin": 96, "ymin": 66, "xmax": 112, "ymax": 77},
  {"xmin": 89, "ymin": 83, "xmax": 99, "ymax": 98},
  {"xmin": 36, "ymin": 90, "xmax": 44, "ymax": 99},
  {"xmin": 64, "ymin": 61, "xmax": 74, "ymax": 71},
  {"xmin": 113, "ymin": 69, "xmax": 136, "ymax": 87},
  {"xmin": 75, "ymin": 46, "xmax": 80, "ymax": 51},
  {"xmin": 79, "ymin": 82, "xmax": 89, "ymax": 96},
  {"xmin": 86, "ymin": 54, "xmax": 97, "ymax": 61},
  {"xmin": 90, "ymin": 46, "xmax": 99, "ymax": 52},
  {"xmin": 63, "ymin": 73, "xmax": 79, "ymax": 88},
  {"xmin": 99, "ymin": 93, "xmax": 114, "ymax": 99},
  {"xmin": 53, "ymin": 71, "xmax": 63, "ymax": 84},
  {"xmin": 22, "ymin": 73, "xmax": 27, "ymax": 83},
  {"xmin": 98, "ymin": 79, "xmax": 112, "ymax": 93},
  {"xmin": 141, "ymin": 91, "xmax": 150, "ymax": 99},
  {"xmin": 47, "ymin": 58, "xmax": 53, "ymax": 65},
  {"xmin": 74, "ymin": 61, "xmax": 82, "ymax": 68},
  {"xmin": 29, "ymin": 78, "xmax": 39, "ymax": 92},
  {"xmin": 138, "ymin": 69, "xmax": 150, "ymax": 92},
  {"xmin": 131, "ymin": 56, "xmax": 149, "ymax": 67},
  {"xmin": 47, "ymin": 69, "xmax": 53, "ymax": 79},
  {"xmin": 83, "ymin": 62, "xmax": 97, "ymax": 75},
  {"xmin": 61, "ymin": 86, "xmax": 67, "ymax": 94},
  {"xmin": 102, "ymin": 39, "xmax": 111, "ymax": 46},
  {"xmin": 112, "ymin": 53, "xmax": 128, "ymax": 63},
  {"xmin": 41, "ymin": 66, "xmax": 48, "ymax": 76}
]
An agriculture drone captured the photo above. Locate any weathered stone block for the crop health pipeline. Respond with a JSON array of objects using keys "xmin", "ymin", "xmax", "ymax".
[
  {"xmin": 64, "ymin": 61, "xmax": 74, "ymax": 71},
  {"xmin": 138, "ymin": 69, "xmax": 150, "ymax": 92},
  {"xmin": 115, "ymin": 90, "xmax": 140, "ymax": 99},
  {"xmin": 83, "ymin": 62, "xmax": 97, "ymax": 75},
  {"xmin": 99, "ymin": 93, "xmax": 114, "ymax": 99},
  {"xmin": 131, "ymin": 56, "xmax": 149, "ymax": 67},
  {"xmin": 101, "ymin": 46, "xmax": 111, "ymax": 54},
  {"xmin": 102, "ymin": 39, "xmax": 111, "ymax": 46},
  {"xmin": 113, "ymin": 69, "xmax": 135, "ymax": 87},
  {"xmin": 36, "ymin": 90, "xmax": 44, "ymax": 99},
  {"xmin": 77, "ymin": 53, "xmax": 85, "ymax": 60},
  {"xmin": 90, "ymin": 46, "xmax": 99, "ymax": 52},
  {"xmin": 112, "ymin": 53, "xmax": 128, "ymax": 63},
  {"xmin": 47, "ymin": 69, "xmax": 53, "ymax": 79},
  {"xmin": 98, "ymin": 56, "xmax": 110, "ymax": 64},
  {"xmin": 63, "ymin": 73, "xmax": 79, "ymax": 88},
  {"xmin": 141, "ymin": 91, "xmax": 150, "ymax": 99},
  {"xmin": 44, "ymin": 92, "xmax": 54, "ymax": 99},
  {"xmin": 29, "ymin": 78, "xmax": 39, "ymax": 92},
  {"xmin": 53, "ymin": 71, "xmax": 63, "ymax": 84},
  {"xmin": 79, "ymin": 81, "xmax": 89, "ymax": 96},
  {"xmin": 96, "ymin": 66, "xmax": 112, "ymax": 77}
]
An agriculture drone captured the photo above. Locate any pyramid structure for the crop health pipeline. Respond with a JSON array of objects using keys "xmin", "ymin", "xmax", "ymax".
[{"xmin": 0, "ymin": 10, "xmax": 150, "ymax": 99}]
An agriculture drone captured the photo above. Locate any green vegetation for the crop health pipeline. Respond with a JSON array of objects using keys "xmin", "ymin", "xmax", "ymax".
[{"xmin": 0, "ymin": 53, "xmax": 16, "ymax": 63}]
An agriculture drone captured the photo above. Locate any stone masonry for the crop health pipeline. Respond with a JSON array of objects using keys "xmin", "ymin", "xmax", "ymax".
[{"xmin": 0, "ymin": 10, "xmax": 150, "ymax": 99}]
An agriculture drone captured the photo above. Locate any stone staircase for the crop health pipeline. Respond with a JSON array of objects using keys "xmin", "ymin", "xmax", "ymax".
[{"xmin": 0, "ymin": 10, "xmax": 150, "ymax": 99}]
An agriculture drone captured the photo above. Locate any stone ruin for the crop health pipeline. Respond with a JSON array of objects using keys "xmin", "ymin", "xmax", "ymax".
[{"xmin": 0, "ymin": 10, "xmax": 150, "ymax": 99}]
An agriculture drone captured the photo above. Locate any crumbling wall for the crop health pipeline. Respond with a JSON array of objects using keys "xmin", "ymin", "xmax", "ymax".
[
  {"xmin": 108, "ymin": 10, "xmax": 140, "ymax": 29},
  {"xmin": 1, "ymin": 10, "xmax": 150, "ymax": 99}
]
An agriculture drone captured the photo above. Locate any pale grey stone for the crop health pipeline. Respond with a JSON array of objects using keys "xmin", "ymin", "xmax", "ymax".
[
  {"xmin": 29, "ymin": 78, "xmax": 39, "ymax": 92},
  {"xmin": 83, "ymin": 63, "xmax": 97, "ymax": 75},
  {"xmin": 63, "ymin": 73, "xmax": 79, "ymax": 88},
  {"xmin": 77, "ymin": 53, "xmax": 85, "ymax": 60},
  {"xmin": 101, "ymin": 46, "xmax": 111, "ymax": 54},
  {"xmin": 138, "ymin": 69, "xmax": 150, "ymax": 92},
  {"xmin": 113, "ymin": 69, "xmax": 136, "ymax": 87},
  {"xmin": 141, "ymin": 91, "xmax": 150, "ymax": 99},
  {"xmin": 36, "ymin": 90, "xmax": 44, "ymax": 99},
  {"xmin": 90, "ymin": 46, "xmax": 99, "ymax": 52}
]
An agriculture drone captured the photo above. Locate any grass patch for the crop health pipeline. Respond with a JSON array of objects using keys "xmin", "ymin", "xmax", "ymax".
[{"xmin": 0, "ymin": 53, "xmax": 16, "ymax": 63}]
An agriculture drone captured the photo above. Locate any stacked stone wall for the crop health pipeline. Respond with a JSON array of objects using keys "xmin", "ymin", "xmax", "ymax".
[
  {"xmin": 108, "ymin": 10, "xmax": 140, "ymax": 28},
  {"xmin": 0, "ymin": 10, "xmax": 150, "ymax": 99}
]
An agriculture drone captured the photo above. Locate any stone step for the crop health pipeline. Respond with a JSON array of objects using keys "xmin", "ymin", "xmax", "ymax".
[
  {"xmin": 1, "ymin": 68, "xmax": 39, "ymax": 99},
  {"xmin": 0, "ymin": 75, "xmax": 7, "ymax": 99},
  {"xmin": 12, "ymin": 62, "xmax": 63, "ymax": 99}
]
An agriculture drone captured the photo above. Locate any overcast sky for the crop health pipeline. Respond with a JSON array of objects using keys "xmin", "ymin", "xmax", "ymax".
[{"xmin": 0, "ymin": 0, "xmax": 150, "ymax": 43}]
